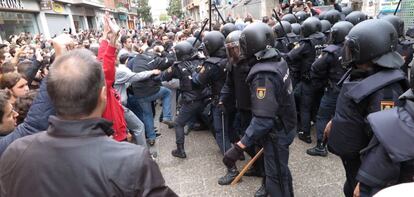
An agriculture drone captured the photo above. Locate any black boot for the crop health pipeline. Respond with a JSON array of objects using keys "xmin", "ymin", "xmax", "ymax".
[
  {"xmin": 171, "ymin": 143, "xmax": 186, "ymax": 158},
  {"xmin": 306, "ymin": 142, "xmax": 328, "ymax": 157},
  {"xmin": 218, "ymin": 166, "xmax": 239, "ymax": 185},
  {"xmin": 254, "ymin": 183, "xmax": 268, "ymax": 197},
  {"xmin": 298, "ymin": 131, "xmax": 312, "ymax": 144}
]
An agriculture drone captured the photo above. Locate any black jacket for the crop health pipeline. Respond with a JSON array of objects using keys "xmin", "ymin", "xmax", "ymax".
[
  {"xmin": 0, "ymin": 116, "xmax": 177, "ymax": 197},
  {"xmin": 129, "ymin": 51, "xmax": 174, "ymax": 98}
]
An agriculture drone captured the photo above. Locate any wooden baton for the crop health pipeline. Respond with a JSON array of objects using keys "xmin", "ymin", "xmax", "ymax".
[{"xmin": 230, "ymin": 148, "xmax": 264, "ymax": 186}]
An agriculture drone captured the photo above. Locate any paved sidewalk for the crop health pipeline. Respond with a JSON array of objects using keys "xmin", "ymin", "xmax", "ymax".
[{"xmin": 151, "ymin": 121, "xmax": 345, "ymax": 197}]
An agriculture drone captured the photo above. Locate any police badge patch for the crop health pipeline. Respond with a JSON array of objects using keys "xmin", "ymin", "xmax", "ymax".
[
  {"xmin": 256, "ymin": 87, "xmax": 266, "ymax": 99},
  {"xmin": 381, "ymin": 101, "xmax": 395, "ymax": 110}
]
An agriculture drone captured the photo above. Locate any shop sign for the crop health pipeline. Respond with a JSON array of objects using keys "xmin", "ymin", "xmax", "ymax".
[
  {"xmin": 40, "ymin": 0, "xmax": 52, "ymax": 10},
  {"xmin": 379, "ymin": 0, "xmax": 401, "ymax": 13},
  {"xmin": 0, "ymin": 0, "xmax": 24, "ymax": 9},
  {"xmin": 52, "ymin": 2, "xmax": 64, "ymax": 13}
]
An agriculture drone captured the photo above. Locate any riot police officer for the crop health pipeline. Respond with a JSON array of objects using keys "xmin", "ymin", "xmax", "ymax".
[
  {"xmin": 193, "ymin": 31, "xmax": 231, "ymax": 154},
  {"xmin": 161, "ymin": 41, "xmax": 206, "ymax": 158},
  {"xmin": 381, "ymin": 15, "xmax": 414, "ymax": 75},
  {"xmin": 320, "ymin": 20, "xmax": 332, "ymax": 40},
  {"xmin": 307, "ymin": 21, "xmax": 354, "ymax": 157},
  {"xmin": 282, "ymin": 13, "xmax": 298, "ymax": 24},
  {"xmin": 355, "ymin": 68, "xmax": 414, "ymax": 196},
  {"xmin": 295, "ymin": 11, "xmax": 310, "ymax": 24},
  {"xmin": 221, "ymin": 22, "xmax": 297, "ymax": 197},
  {"xmin": 218, "ymin": 30, "xmax": 266, "ymax": 196},
  {"xmin": 345, "ymin": 11, "xmax": 367, "ymax": 25},
  {"xmin": 285, "ymin": 17, "xmax": 325, "ymax": 144},
  {"xmin": 326, "ymin": 19, "xmax": 409, "ymax": 197},
  {"xmin": 273, "ymin": 21, "xmax": 294, "ymax": 53},
  {"xmin": 323, "ymin": 9, "xmax": 342, "ymax": 24},
  {"xmin": 220, "ymin": 23, "xmax": 238, "ymax": 38}
]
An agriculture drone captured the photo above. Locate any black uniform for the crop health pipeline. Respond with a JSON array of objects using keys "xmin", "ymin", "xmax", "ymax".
[
  {"xmin": 328, "ymin": 68, "xmax": 407, "ymax": 197},
  {"xmin": 357, "ymin": 90, "xmax": 414, "ymax": 196},
  {"xmin": 286, "ymin": 32, "xmax": 325, "ymax": 141},
  {"xmin": 240, "ymin": 56, "xmax": 297, "ymax": 197},
  {"xmin": 162, "ymin": 60, "xmax": 205, "ymax": 146}
]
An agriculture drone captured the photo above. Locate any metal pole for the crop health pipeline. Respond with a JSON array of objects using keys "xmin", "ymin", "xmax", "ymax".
[{"xmin": 209, "ymin": 0, "xmax": 212, "ymax": 30}]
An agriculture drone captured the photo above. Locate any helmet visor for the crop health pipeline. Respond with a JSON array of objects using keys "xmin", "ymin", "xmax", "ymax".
[
  {"xmin": 225, "ymin": 41, "xmax": 241, "ymax": 64},
  {"xmin": 342, "ymin": 37, "xmax": 360, "ymax": 65}
]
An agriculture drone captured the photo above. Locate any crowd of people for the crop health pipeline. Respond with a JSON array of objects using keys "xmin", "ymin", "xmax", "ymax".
[{"xmin": 0, "ymin": 1, "xmax": 413, "ymax": 196}]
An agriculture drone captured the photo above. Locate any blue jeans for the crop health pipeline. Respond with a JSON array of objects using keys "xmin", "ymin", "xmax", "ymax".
[
  {"xmin": 128, "ymin": 87, "xmax": 172, "ymax": 140},
  {"xmin": 123, "ymin": 106, "xmax": 147, "ymax": 147},
  {"xmin": 315, "ymin": 88, "xmax": 339, "ymax": 143}
]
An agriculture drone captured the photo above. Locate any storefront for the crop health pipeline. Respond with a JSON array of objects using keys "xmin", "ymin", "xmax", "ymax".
[
  {"xmin": 42, "ymin": 1, "xmax": 73, "ymax": 37},
  {"xmin": 0, "ymin": 0, "xmax": 41, "ymax": 42}
]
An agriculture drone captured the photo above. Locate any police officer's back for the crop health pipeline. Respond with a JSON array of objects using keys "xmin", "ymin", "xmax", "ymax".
[
  {"xmin": 327, "ymin": 19, "xmax": 409, "ymax": 197},
  {"xmin": 356, "ymin": 68, "xmax": 414, "ymax": 196},
  {"xmin": 221, "ymin": 22, "xmax": 297, "ymax": 197}
]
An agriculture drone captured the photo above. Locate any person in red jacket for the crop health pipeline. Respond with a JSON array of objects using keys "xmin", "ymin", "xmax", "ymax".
[{"xmin": 97, "ymin": 14, "xmax": 127, "ymax": 141}]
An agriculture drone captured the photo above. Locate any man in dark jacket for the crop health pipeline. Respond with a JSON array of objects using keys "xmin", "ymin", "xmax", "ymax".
[
  {"xmin": 0, "ymin": 49, "xmax": 177, "ymax": 197},
  {"xmin": 127, "ymin": 46, "xmax": 175, "ymax": 145}
]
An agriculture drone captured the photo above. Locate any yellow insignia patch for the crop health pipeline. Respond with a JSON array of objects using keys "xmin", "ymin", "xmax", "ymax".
[
  {"xmin": 381, "ymin": 101, "xmax": 395, "ymax": 110},
  {"xmin": 256, "ymin": 87, "xmax": 266, "ymax": 99},
  {"xmin": 294, "ymin": 42, "xmax": 300, "ymax": 49}
]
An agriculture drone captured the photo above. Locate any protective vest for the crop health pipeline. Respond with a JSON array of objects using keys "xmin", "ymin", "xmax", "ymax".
[
  {"xmin": 203, "ymin": 57, "xmax": 228, "ymax": 97},
  {"xmin": 322, "ymin": 44, "xmax": 347, "ymax": 85},
  {"xmin": 232, "ymin": 61, "xmax": 252, "ymax": 110},
  {"xmin": 246, "ymin": 59, "xmax": 297, "ymax": 133},
  {"xmin": 328, "ymin": 69, "xmax": 407, "ymax": 157},
  {"xmin": 175, "ymin": 61, "xmax": 204, "ymax": 102}
]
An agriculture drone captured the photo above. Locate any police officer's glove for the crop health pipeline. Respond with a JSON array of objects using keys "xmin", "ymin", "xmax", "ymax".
[{"xmin": 223, "ymin": 144, "xmax": 244, "ymax": 169}]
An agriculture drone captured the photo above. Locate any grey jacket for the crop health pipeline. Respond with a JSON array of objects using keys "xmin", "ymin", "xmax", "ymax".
[
  {"xmin": 0, "ymin": 116, "xmax": 177, "ymax": 197},
  {"xmin": 114, "ymin": 64, "xmax": 154, "ymax": 105}
]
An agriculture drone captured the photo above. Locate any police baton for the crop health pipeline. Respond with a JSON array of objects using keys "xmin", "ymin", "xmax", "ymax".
[
  {"xmin": 193, "ymin": 18, "xmax": 209, "ymax": 47},
  {"xmin": 272, "ymin": 9, "xmax": 292, "ymax": 44},
  {"xmin": 394, "ymin": 0, "xmax": 402, "ymax": 15},
  {"xmin": 221, "ymin": 111, "xmax": 226, "ymax": 153},
  {"xmin": 213, "ymin": 3, "xmax": 226, "ymax": 24},
  {"xmin": 336, "ymin": 67, "xmax": 353, "ymax": 87},
  {"xmin": 231, "ymin": 148, "xmax": 264, "ymax": 185}
]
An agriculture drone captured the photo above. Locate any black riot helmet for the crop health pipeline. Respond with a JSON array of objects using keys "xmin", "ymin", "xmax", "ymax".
[
  {"xmin": 329, "ymin": 21, "xmax": 353, "ymax": 44},
  {"xmin": 320, "ymin": 20, "xmax": 332, "ymax": 34},
  {"xmin": 220, "ymin": 23, "xmax": 238, "ymax": 38},
  {"xmin": 345, "ymin": 11, "xmax": 367, "ymax": 25},
  {"xmin": 324, "ymin": 9, "xmax": 342, "ymax": 24},
  {"xmin": 225, "ymin": 30, "xmax": 242, "ymax": 64},
  {"xmin": 239, "ymin": 22, "xmax": 275, "ymax": 58},
  {"xmin": 174, "ymin": 41, "xmax": 196, "ymax": 61},
  {"xmin": 291, "ymin": 23, "xmax": 302, "ymax": 35},
  {"xmin": 301, "ymin": 17, "xmax": 322, "ymax": 37},
  {"xmin": 186, "ymin": 37, "xmax": 201, "ymax": 49},
  {"xmin": 282, "ymin": 14, "xmax": 298, "ymax": 24},
  {"xmin": 342, "ymin": 19, "xmax": 403, "ymax": 68},
  {"xmin": 342, "ymin": 7, "xmax": 353, "ymax": 16},
  {"xmin": 381, "ymin": 15, "xmax": 405, "ymax": 38},
  {"xmin": 202, "ymin": 31, "xmax": 225, "ymax": 57},
  {"xmin": 273, "ymin": 21, "xmax": 292, "ymax": 38},
  {"xmin": 295, "ymin": 11, "xmax": 310, "ymax": 24}
]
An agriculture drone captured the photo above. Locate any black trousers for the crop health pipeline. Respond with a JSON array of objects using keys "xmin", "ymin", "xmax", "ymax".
[
  {"xmin": 175, "ymin": 100, "xmax": 204, "ymax": 144},
  {"xmin": 340, "ymin": 156, "xmax": 361, "ymax": 197}
]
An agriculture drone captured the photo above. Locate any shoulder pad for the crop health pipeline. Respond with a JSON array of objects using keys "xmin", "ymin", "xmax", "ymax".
[
  {"xmin": 345, "ymin": 69, "xmax": 406, "ymax": 103},
  {"xmin": 367, "ymin": 107, "xmax": 414, "ymax": 162},
  {"xmin": 246, "ymin": 59, "xmax": 288, "ymax": 82},
  {"xmin": 322, "ymin": 44, "xmax": 341, "ymax": 53}
]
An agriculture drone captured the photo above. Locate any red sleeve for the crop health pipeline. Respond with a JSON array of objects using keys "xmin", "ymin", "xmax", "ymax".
[
  {"xmin": 103, "ymin": 43, "xmax": 117, "ymax": 86},
  {"xmin": 98, "ymin": 40, "xmax": 108, "ymax": 61}
]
